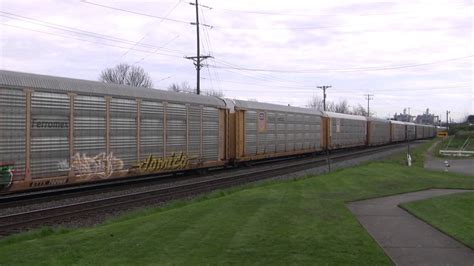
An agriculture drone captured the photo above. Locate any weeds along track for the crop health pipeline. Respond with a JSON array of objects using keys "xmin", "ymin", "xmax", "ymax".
[{"xmin": 0, "ymin": 142, "xmax": 418, "ymax": 237}]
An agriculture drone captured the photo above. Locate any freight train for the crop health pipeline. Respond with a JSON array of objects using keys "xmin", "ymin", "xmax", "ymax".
[{"xmin": 0, "ymin": 70, "xmax": 437, "ymax": 193}]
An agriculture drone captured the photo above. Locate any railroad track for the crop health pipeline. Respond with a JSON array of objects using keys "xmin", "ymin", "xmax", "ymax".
[{"xmin": 0, "ymin": 142, "xmax": 420, "ymax": 237}]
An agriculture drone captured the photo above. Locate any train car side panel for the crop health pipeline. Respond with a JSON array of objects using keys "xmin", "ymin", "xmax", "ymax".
[
  {"xmin": 367, "ymin": 117, "xmax": 391, "ymax": 146},
  {"xmin": 406, "ymin": 122, "xmax": 416, "ymax": 140},
  {"xmin": 325, "ymin": 112, "xmax": 367, "ymax": 149},
  {"xmin": 0, "ymin": 70, "xmax": 228, "ymax": 193},
  {"xmin": 233, "ymin": 100, "xmax": 323, "ymax": 162},
  {"xmin": 0, "ymin": 88, "xmax": 26, "ymax": 192},
  {"xmin": 390, "ymin": 121, "xmax": 406, "ymax": 142}
]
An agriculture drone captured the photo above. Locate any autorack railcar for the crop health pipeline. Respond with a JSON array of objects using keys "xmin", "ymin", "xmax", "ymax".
[
  {"xmin": 229, "ymin": 100, "xmax": 324, "ymax": 162},
  {"xmin": 366, "ymin": 117, "xmax": 391, "ymax": 146},
  {"xmin": 324, "ymin": 112, "xmax": 367, "ymax": 149},
  {"xmin": 406, "ymin": 122, "xmax": 416, "ymax": 140},
  {"xmin": 389, "ymin": 120, "xmax": 406, "ymax": 142},
  {"xmin": 0, "ymin": 70, "xmax": 228, "ymax": 192},
  {"xmin": 0, "ymin": 70, "xmax": 437, "ymax": 194}
]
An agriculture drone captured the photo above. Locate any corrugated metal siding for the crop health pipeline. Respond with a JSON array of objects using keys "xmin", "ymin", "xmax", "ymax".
[
  {"xmin": 245, "ymin": 111, "xmax": 257, "ymax": 155},
  {"xmin": 0, "ymin": 88, "xmax": 25, "ymax": 181},
  {"xmin": 202, "ymin": 107, "xmax": 219, "ymax": 160},
  {"xmin": 407, "ymin": 125, "xmax": 416, "ymax": 140},
  {"xmin": 264, "ymin": 112, "xmax": 276, "ymax": 153},
  {"xmin": 276, "ymin": 113, "xmax": 286, "ymax": 152},
  {"xmin": 74, "ymin": 95, "xmax": 106, "ymax": 162},
  {"xmin": 140, "ymin": 101, "xmax": 163, "ymax": 161},
  {"xmin": 110, "ymin": 98, "xmax": 136, "ymax": 168},
  {"xmin": 391, "ymin": 123, "xmax": 406, "ymax": 141},
  {"xmin": 245, "ymin": 110, "xmax": 321, "ymax": 157},
  {"xmin": 369, "ymin": 121, "xmax": 391, "ymax": 145},
  {"xmin": 188, "ymin": 105, "xmax": 201, "ymax": 159},
  {"xmin": 30, "ymin": 91, "xmax": 69, "ymax": 178},
  {"xmin": 416, "ymin": 125, "xmax": 424, "ymax": 139},
  {"xmin": 165, "ymin": 103, "xmax": 187, "ymax": 157},
  {"xmin": 0, "ymin": 70, "xmax": 225, "ymax": 108},
  {"xmin": 330, "ymin": 118, "xmax": 366, "ymax": 148}
]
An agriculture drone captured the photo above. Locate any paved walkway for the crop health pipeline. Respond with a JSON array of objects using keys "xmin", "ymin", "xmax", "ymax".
[
  {"xmin": 348, "ymin": 189, "xmax": 474, "ymax": 266},
  {"xmin": 424, "ymin": 139, "xmax": 474, "ymax": 176},
  {"xmin": 425, "ymin": 157, "xmax": 474, "ymax": 176}
]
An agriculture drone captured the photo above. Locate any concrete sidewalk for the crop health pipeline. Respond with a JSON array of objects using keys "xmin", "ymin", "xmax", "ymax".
[
  {"xmin": 423, "ymin": 139, "xmax": 474, "ymax": 176},
  {"xmin": 424, "ymin": 157, "xmax": 474, "ymax": 176},
  {"xmin": 348, "ymin": 189, "xmax": 474, "ymax": 266}
]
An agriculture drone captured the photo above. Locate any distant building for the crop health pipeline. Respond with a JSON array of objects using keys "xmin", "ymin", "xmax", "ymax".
[
  {"xmin": 467, "ymin": 115, "xmax": 474, "ymax": 125},
  {"xmin": 415, "ymin": 108, "xmax": 439, "ymax": 125},
  {"xmin": 393, "ymin": 108, "xmax": 414, "ymax": 122}
]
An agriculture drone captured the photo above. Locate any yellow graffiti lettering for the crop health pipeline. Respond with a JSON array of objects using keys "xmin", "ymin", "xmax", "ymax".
[{"xmin": 137, "ymin": 152, "xmax": 195, "ymax": 173}]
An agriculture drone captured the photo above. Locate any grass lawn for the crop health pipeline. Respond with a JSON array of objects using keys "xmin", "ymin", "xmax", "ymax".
[
  {"xmin": 401, "ymin": 192, "xmax": 474, "ymax": 249},
  {"xmin": 0, "ymin": 141, "xmax": 473, "ymax": 265},
  {"xmin": 435, "ymin": 131, "xmax": 474, "ymax": 158}
]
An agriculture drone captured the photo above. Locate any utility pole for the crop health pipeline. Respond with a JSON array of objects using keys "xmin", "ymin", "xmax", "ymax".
[
  {"xmin": 186, "ymin": 0, "xmax": 212, "ymax": 95},
  {"xmin": 446, "ymin": 110, "xmax": 450, "ymax": 129},
  {"xmin": 317, "ymin": 85, "xmax": 331, "ymax": 111},
  {"xmin": 365, "ymin": 94, "xmax": 373, "ymax": 117}
]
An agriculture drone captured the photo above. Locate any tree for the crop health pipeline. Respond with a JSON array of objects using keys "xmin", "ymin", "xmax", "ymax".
[
  {"xmin": 167, "ymin": 82, "xmax": 225, "ymax": 97},
  {"xmin": 167, "ymin": 82, "xmax": 194, "ymax": 93},
  {"xmin": 333, "ymin": 100, "xmax": 350, "ymax": 114},
  {"xmin": 306, "ymin": 96, "xmax": 324, "ymax": 110},
  {"xmin": 351, "ymin": 104, "xmax": 368, "ymax": 116},
  {"xmin": 99, "ymin": 63, "xmax": 153, "ymax": 88}
]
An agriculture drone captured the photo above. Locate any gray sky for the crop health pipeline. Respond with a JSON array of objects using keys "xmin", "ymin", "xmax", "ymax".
[{"xmin": 1, "ymin": 0, "xmax": 472, "ymax": 121}]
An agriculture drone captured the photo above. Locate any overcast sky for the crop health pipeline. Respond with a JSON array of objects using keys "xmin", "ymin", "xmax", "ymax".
[{"xmin": 1, "ymin": 0, "xmax": 472, "ymax": 121}]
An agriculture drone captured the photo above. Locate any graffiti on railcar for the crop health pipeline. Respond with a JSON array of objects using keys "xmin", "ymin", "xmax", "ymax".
[
  {"xmin": 31, "ymin": 178, "xmax": 69, "ymax": 188},
  {"xmin": 0, "ymin": 163, "xmax": 14, "ymax": 191},
  {"xmin": 57, "ymin": 159, "xmax": 70, "ymax": 171},
  {"xmin": 137, "ymin": 152, "xmax": 197, "ymax": 173},
  {"xmin": 32, "ymin": 119, "xmax": 69, "ymax": 129},
  {"xmin": 70, "ymin": 152, "xmax": 124, "ymax": 180}
]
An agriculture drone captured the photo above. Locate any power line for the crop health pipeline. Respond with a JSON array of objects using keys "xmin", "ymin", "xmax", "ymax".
[
  {"xmin": 213, "ymin": 58, "xmax": 311, "ymax": 87},
  {"xmin": 133, "ymin": 35, "xmax": 181, "ymax": 64},
  {"xmin": 199, "ymin": 8, "xmax": 221, "ymax": 92},
  {"xmin": 210, "ymin": 1, "xmax": 470, "ymax": 18},
  {"xmin": 207, "ymin": 55, "xmax": 473, "ymax": 73},
  {"xmin": 80, "ymin": 0, "xmax": 190, "ymax": 24},
  {"xmin": 0, "ymin": 11, "xmax": 187, "ymax": 55},
  {"xmin": 121, "ymin": 0, "xmax": 183, "ymax": 60},
  {"xmin": 199, "ymin": 77, "xmax": 471, "ymax": 94},
  {"xmin": 1, "ymin": 23, "xmax": 184, "ymax": 59}
]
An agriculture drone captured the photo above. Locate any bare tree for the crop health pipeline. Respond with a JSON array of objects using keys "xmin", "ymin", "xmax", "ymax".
[
  {"xmin": 306, "ymin": 96, "xmax": 324, "ymax": 110},
  {"xmin": 351, "ymin": 104, "xmax": 368, "ymax": 116},
  {"xmin": 167, "ymin": 82, "xmax": 224, "ymax": 97},
  {"xmin": 99, "ymin": 63, "xmax": 153, "ymax": 88},
  {"xmin": 333, "ymin": 100, "xmax": 350, "ymax": 114},
  {"xmin": 326, "ymin": 102, "xmax": 336, "ymax": 112},
  {"xmin": 167, "ymin": 82, "xmax": 195, "ymax": 93}
]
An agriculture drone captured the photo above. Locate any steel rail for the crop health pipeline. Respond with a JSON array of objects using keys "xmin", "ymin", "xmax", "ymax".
[{"xmin": 0, "ymin": 142, "xmax": 418, "ymax": 236}]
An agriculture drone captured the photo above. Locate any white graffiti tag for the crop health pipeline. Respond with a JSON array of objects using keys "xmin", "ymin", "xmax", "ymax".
[
  {"xmin": 57, "ymin": 160, "xmax": 70, "ymax": 171},
  {"xmin": 71, "ymin": 152, "xmax": 124, "ymax": 180}
]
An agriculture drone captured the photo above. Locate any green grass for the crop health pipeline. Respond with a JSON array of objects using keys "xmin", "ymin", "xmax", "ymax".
[
  {"xmin": 435, "ymin": 131, "xmax": 474, "ymax": 158},
  {"xmin": 0, "ymin": 141, "xmax": 473, "ymax": 265},
  {"xmin": 401, "ymin": 192, "xmax": 474, "ymax": 249}
]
